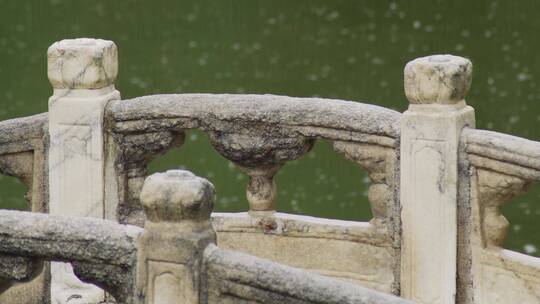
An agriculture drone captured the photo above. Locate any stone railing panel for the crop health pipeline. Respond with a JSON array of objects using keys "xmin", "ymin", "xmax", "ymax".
[
  {"xmin": 104, "ymin": 93, "xmax": 402, "ymax": 293},
  {"xmin": 212, "ymin": 212, "xmax": 395, "ymax": 293},
  {"xmin": 203, "ymin": 244, "xmax": 411, "ymax": 304},
  {"xmin": 106, "ymin": 93, "xmax": 400, "ymax": 219},
  {"xmin": 0, "ymin": 169, "xmax": 413, "ymax": 304},
  {"xmin": 460, "ymin": 125, "xmax": 540, "ymax": 303}
]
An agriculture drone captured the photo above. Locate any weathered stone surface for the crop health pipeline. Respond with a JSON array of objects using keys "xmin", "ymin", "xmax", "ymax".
[
  {"xmin": 204, "ymin": 244, "xmax": 412, "ymax": 304},
  {"xmin": 212, "ymin": 212, "xmax": 395, "ymax": 293},
  {"xmin": 109, "ymin": 94, "xmax": 401, "ymax": 141},
  {"xmin": 0, "ymin": 209, "xmax": 141, "ymax": 304},
  {"xmin": 0, "ymin": 168, "xmax": 412, "ymax": 304},
  {"xmin": 109, "ymin": 93, "xmax": 400, "ymax": 216},
  {"xmin": 476, "ymin": 169, "xmax": 529, "ymax": 247},
  {"xmin": 140, "ymin": 170, "xmax": 215, "ymax": 223},
  {"xmin": 332, "ymin": 141, "xmax": 401, "ymax": 293},
  {"xmin": 48, "ymin": 37, "xmax": 121, "ymax": 303},
  {"xmin": 0, "ymin": 113, "xmax": 48, "ymax": 212},
  {"xmin": 0, "ymin": 255, "xmax": 41, "ymax": 293},
  {"xmin": 401, "ymin": 54, "xmax": 475, "ymax": 304},
  {"xmin": 109, "ymin": 130, "xmax": 184, "ymax": 226},
  {"xmin": 463, "ymin": 125, "xmax": 540, "ymax": 304},
  {"xmin": 467, "ymin": 166, "xmax": 540, "ymax": 304},
  {"xmin": 0, "ymin": 113, "xmax": 47, "ymax": 154},
  {"xmin": 104, "ymin": 93, "xmax": 401, "ymax": 224},
  {"xmin": 0, "ymin": 210, "xmax": 141, "ymax": 266},
  {"xmin": 0, "ymin": 113, "xmax": 49, "ymax": 304},
  {"xmin": 206, "ymin": 124, "xmax": 313, "ymax": 212},
  {"xmin": 47, "ymin": 38, "xmax": 117, "ymax": 90},
  {"xmin": 137, "ymin": 170, "xmax": 216, "ymax": 304},
  {"xmin": 404, "ymin": 54, "xmax": 472, "ymax": 105},
  {"xmin": 463, "ymin": 128, "xmax": 540, "ymax": 179}
]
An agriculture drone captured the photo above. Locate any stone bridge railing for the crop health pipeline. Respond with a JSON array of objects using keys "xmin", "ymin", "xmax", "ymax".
[
  {"xmin": 0, "ymin": 170, "xmax": 409, "ymax": 304},
  {"xmin": 0, "ymin": 38, "xmax": 538, "ymax": 304}
]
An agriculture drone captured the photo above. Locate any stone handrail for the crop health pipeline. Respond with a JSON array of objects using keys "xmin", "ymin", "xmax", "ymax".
[
  {"xmin": 203, "ymin": 244, "xmax": 411, "ymax": 304},
  {"xmin": 0, "ymin": 209, "xmax": 141, "ymax": 298},
  {"xmin": 461, "ymin": 129, "xmax": 540, "ymax": 303},
  {"xmin": 0, "ymin": 113, "xmax": 47, "ymax": 155},
  {"xmin": 463, "ymin": 128, "xmax": 540, "ymax": 180},
  {"xmin": 108, "ymin": 93, "xmax": 401, "ymax": 145},
  {"xmin": 106, "ymin": 93, "xmax": 401, "ymax": 221},
  {"xmin": 105, "ymin": 92, "xmax": 403, "ymax": 295},
  {"xmin": 0, "ymin": 210, "xmax": 141, "ymax": 267}
]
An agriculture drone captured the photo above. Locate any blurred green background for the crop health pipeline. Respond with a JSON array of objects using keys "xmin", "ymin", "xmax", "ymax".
[{"xmin": 0, "ymin": 0, "xmax": 538, "ymax": 256}]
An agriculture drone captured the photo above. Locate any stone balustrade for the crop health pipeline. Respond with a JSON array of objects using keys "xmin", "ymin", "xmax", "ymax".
[
  {"xmin": 0, "ymin": 170, "xmax": 411, "ymax": 304},
  {"xmin": 0, "ymin": 38, "xmax": 538, "ymax": 303}
]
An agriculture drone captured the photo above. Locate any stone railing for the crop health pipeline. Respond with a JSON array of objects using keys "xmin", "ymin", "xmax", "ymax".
[
  {"xmin": 0, "ymin": 170, "xmax": 411, "ymax": 304},
  {"xmin": 460, "ymin": 129, "xmax": 540, "ymax": 303},
  {"xmin": 107, "ymin": 93, "xmax": 402, "ymax": 294},
  {"xmin": 0, "ymin": 38, "xmax": 538, "ymax": 304}
]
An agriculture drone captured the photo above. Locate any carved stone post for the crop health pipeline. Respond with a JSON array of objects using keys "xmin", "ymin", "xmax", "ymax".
[
  {"xmin": 137, "ymin": 170, "xmax": 216, "ymax": 304},
  {"xmin": 47, "ymin": 38, "xmax": 120, "ymax": 303},
  {"xmin": 400, "ymin": 55, "xmax": 475, "ymax": 304}
]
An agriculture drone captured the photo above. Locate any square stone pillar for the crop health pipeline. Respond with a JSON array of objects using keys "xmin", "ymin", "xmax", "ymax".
[
  {"xmin": 400, "ymin": 55, "xmax": 475, "ymax": 304},
  {"xmin": 47, "ymin": 38, "xmax": 120, "ymax": 304},
  {"xmin": 137, "ymin": 170, "xmax": 216, "ymax": 304}
]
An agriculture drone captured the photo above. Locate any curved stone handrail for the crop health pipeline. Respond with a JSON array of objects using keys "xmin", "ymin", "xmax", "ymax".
[
  {"xmin": 0, "ymin": 113, "xmax": 47, "ymax": 155},
  {"xmin": 203, "ymin": 244, "xmax": 412, "ymax": 304},
  {"xmin": 108, "ymin": 93, "xmax": 401, "ymax": 146},
  {"xmin": 104, "ymin": 93, "xmax": 403, "ymax": 293},
  {"xmin": 106, "ymin": 93, "xmax": 402, "ymax": 231},
  {"xmin": 0, "ymin": 210, "xmax": 141, "ymax": 267},
  {"xmin": 0, "ymin": 209, "xmax": 142, "ymax": 297},
  {"xmin": 461, "ymin": 128, "xmax": 540, "ymax": 303},
  {"xmin": 463, "ymin": 128, "xmax": 540, "ymax": 180}
]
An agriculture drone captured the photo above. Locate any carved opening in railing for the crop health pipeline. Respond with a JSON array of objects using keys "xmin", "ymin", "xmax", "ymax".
[
  {"xmin": 108, "ymin": 128, "xmax": 184, "ymax": 226},
  {"xmin": 148, "ymin": 130, "xmax": 248, "ymax": 213},
  {"xmin": 501, "ymin": 182, "xmax": 540, "ymax": 257},
  {"xmin": 139, "ymin": 128, "xmax": 394, "ymax": 224},
  {"xmin": 270, "ymin": 140, "xmax": 373, "ymax": 221},
  {"xmin": 107, "ymin": 94, "xmax": 401, "ymax": 232}
]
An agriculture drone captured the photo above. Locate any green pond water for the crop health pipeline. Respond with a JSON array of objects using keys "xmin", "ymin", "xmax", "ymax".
[{"xmin": 0, "ymin": 0, "xmax": 539, "ymax": 256}]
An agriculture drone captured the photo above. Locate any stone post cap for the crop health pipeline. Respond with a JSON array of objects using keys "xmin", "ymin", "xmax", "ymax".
[
  {"xmin": 404, "ymin": 54, "xmax": 472, "ymax": 105},
  {"xmin": 47, "ymin": 38, "xmax": 118, "ymax": 90},
  {"xmin": 140, "ymin": 170, "xmax": 215, "ymax": 222}
]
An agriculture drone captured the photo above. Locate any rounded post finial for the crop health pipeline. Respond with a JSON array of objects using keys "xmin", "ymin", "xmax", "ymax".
[
  {"xmin": 47, "ymin": 38, "xmax": 118, "ymax": 90},
  {"xmin": 404, "ymin": 54, "xmax": 472, "ymax": 105},
  {"xmin": 140, "ymin": 170, "xmax": 215, "ymax": 222}
]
